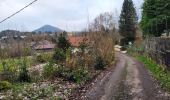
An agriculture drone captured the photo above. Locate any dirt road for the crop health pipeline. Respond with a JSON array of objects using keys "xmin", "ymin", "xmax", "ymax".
[{"xmin": 83, "ymin": 53, "xmax": 170, "ymax": 100}]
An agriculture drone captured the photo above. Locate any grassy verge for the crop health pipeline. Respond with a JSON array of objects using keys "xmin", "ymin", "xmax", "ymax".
[
  {"xmin": 137, "ymin": 55, "xmax": 170, "ymax": 91},
  {"xmin": 0, "ymin": 57, "xmax": 33, "ymax": 72},
  {"xmin": 0, "ymin": 52, "xmax": 53, "ymax": 72}
]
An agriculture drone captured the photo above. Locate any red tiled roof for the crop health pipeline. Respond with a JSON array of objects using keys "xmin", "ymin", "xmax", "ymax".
[{"xmin": 68, "ymin": 36, "xmax": 88, "ymax": 47}]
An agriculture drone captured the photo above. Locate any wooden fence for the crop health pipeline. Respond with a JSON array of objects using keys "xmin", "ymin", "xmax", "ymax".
[{"xmin": 143, "ymin": 37, "xmax": 170, "ymax": 70}]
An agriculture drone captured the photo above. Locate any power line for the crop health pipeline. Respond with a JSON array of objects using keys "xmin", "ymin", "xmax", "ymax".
[{"xmin": 0, "ymin": 0, "xmax": 38, "ymax": 24}]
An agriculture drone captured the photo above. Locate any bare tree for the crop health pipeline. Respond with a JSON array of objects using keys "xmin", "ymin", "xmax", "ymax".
[{"xmin": 90, "ymin": 12, "xmax": 116, "ymax": 32}]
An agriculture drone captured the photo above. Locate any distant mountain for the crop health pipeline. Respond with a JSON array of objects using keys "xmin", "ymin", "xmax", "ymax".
[{"xmin": 33, "ymin": 25, "xmax": 63, "ymax": 33}]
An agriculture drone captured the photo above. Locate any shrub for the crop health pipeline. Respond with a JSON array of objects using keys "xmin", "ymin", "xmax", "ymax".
[
  {"xmin": 30, "ymin": 69, "xmax": 41, "ymax": 82},
  {"xmin": 18, "ymin": 59, "xmax": 31, "ymax": 82},
  {"xmin": 55, "ymin": 65, "xmax": 70, "ymax": 78},
  {"xmin": 1, "ymin": 61, "xmax": 16, "ymax": 82},
  {"xmin": 43, "ymin": 61, "xmax": 55, "ymax": 78},
  {"xmin": 36, "ymin": 54, "xmax": 46, "ymax": 63},
  {"xmin": 57, "ymin": 34, "xmax": 71, "ymax": 52},
  {"xmin": 53, "ymin": 48, "xmax": 66, "ymax": 63},
  {"xmin": 0, "ymin": 81, "xmax": 12, "ymax": 91},
  {"xmin": 94, "ymin": 56, "xmax": 105, "ymax": 70},
  {"xmin": 36, "ymin": 53, "xmax": 52, "ymax": 63},
  {"xmin": 54, "ymin": 65, "xmax": 90, "ymax": 83},
  {"xmin": 2, "ymin": 61, "xmax": 9, "ymax": 72},
  {"xmin": 69, "ymin": 68, "xmax": 90, "ymax": 83},
  {"xmin": 66, "ymin": 48, "xmax": 72, "ymax": 65},
  {"xmin": 57, "ymin": 97, "xmax": 63, "ymax": 100},
  {"xmin": 77, "ymin": 58, "xmax": 86, "ymax": 67},
  {"xmin": 79, "ymin": 42, "xmax": 88, "ymax": 54}
]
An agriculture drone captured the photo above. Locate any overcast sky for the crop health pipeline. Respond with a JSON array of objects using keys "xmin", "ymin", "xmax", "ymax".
[{"xmin": 0, "ymin": 0, "xmax": 143, "ymax": 32}]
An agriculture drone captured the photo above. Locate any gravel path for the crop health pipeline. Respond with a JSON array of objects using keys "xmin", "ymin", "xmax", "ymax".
[{"xmin": 82, "ymin": 52, "xmax": 170, "ymax": 100}]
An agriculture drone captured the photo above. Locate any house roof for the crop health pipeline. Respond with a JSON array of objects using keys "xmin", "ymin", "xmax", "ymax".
[
  {"xmin": 34, "ymin": 40, "xmax": 55, "ymax": 50},
  {"xmin": 35, "ymin": 44, "xmax": 55, "ymax": 50},
  {"xmin": 68, "ymin": 35, "xmax": 88, "ymax": 47}
]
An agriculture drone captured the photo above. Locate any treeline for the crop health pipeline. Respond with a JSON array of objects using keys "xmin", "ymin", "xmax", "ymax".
[
  {"xmin": 141, "ymin": 0, "xmax": 170, "ymax": 37},
  {"xmin": 118, "ymin": 0, "xmax": 170, "ymax": 46}
]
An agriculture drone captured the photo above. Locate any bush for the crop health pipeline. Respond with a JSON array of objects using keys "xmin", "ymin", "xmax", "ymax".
[
  {"xmin": 57, "ymin": 34, "xmax": 71, "ymax": 52},
  {"xmin": 43, "ymin": 61, "xmax": 55, "ymax": 78},
  {"xmin": 2, "ymin": 61, "xmax": 9, "ymax": 72},
  {"xmin": 66, "ymin": 48, "xmax": 72, "ymax": 65},
  {"xmin": 30, "ymin": 69, "xmax": 41, "ymax": 82},
  {"xmin": 0, "ymin": 81, "xmax": 12, "ymax": 91},
  {"xmin": 53, "ymin": 48, "xmax": 66, "ymax": 63},
  {"xmin": 54, "ymin": 65, "xmax": 90, "ymax": 83},
  {"xmin": 36, "ymin": 54, "xmax": 46, "ymax": 63},
  {"xmin": 18, "ymin": 59, "xmax": 31, "ymax": 82},
  {"xmin": 94, "ymin": 56, "xmax": 105, "ymax": 70},
  {"xmin": 36, "ymin": 53, "xmax": 53, "ymax": 63},
  {"xmin": 1, "ymin": 61, "xmax": 15, "ymax": 82},
  {"xmin": 55, "ymin": 65, "xmax": 70, "ymax": 78},
  {"xmin": 69, "ymin": 68, "xmax": 90, "ymax": 83}
]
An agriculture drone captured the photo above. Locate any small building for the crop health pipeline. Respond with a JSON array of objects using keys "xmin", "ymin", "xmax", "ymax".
[
  {"xmin": 1, "ymin": 36, "xmax": 8, "ymax": 40},
  {"xmin": 20, "ymin": 35, "xmax": 27, "ymax": 39},
  {"xmin": 32, "ymin": 40, "xmax": 55, "ymax": 53},
  {"xmin": 68, "ymin": 34, "xmax": 89, "ymax": 47},
  {"xmin": 68, "ymin": 33, "xmax": 89, "ymax": 53}
]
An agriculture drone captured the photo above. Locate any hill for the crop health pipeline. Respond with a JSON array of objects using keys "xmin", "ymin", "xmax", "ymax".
[
  {"xmin": 33, "ymin": 25, "xmax": 63, "ymax": 33},
  {"xmin": 0, "ymin": 30, "xmax": 21, "ymax": 38}
]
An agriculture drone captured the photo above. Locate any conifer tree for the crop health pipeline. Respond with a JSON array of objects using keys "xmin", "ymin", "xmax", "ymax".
[
  {"xmin": 141, "ymin": 0, "xmax": 170, "ymax": 37},
  {"xmin": 119, "ymin": 0, "xmax": 138, "ymax": 45}
]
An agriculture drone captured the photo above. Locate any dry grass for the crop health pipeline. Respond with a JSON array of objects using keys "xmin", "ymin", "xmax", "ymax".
[{"xmin": 87, "ymin": 31, "xmax": 115, "ymax": 65}]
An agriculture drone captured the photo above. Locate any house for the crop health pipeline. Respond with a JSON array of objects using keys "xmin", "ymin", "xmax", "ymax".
[
  {"xmin": 20, "ymin": 35, "xmax": 27, "ymax": 39},
  {"xmin": 68, "ymin": 33, "xmax": 89, "ymax": 47},
  {"xmin": 32, "ymin": 40, "xmax": 55, "ymax": 53},
  {"xmin": 67, "ymin": 33, "xmax": 89, "ymax": 53},
  {"xmin": 1, "ymin": 36, "xmax": 8, "ymax": 40}
]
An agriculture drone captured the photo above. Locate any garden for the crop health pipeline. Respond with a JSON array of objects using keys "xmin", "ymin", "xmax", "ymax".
[{"xmin": 0, "ymin": 31, "xmax": 115, "ymax": 99}]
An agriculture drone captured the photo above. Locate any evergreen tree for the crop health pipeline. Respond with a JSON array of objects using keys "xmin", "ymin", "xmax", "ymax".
[
  {"xmin": 119, "ymin": 0, "xmax": 138, "ymax": 45},
  {"xmin": 57, "ymin": 34, "xmax": 71, "ymax": 52},
  {"xmin": 53, "ymin": 32, "xmax": 71, "ymax": 62},
  {"xmin": 18, "ymin": 59, "xmax": 31, "ymax": 82},
  {"xmin": 141, "ymin": 0, "xmax": 170, "ymax": 37}
]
